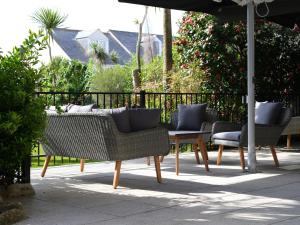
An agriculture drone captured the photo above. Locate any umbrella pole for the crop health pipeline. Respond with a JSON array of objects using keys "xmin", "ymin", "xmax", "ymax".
[{"xmin": 247, "ymin": 1, "xmax": 257, "ymax": 172}]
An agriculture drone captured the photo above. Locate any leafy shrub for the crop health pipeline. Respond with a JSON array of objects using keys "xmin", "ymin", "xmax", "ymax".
[
  {"xmin": 89, "ymin": 64, "xmax": 132, "ymax": 92},
  {"xmin": 40, "ymin": 57, "xmax": 91, "ymax": 92},
  {"xmin": 0, "ymin": 31, "xmax": 47, "ymax": 185},
  {"xmin": 174, "ymin": 12, "xmax": 300, "ymax": 98}
]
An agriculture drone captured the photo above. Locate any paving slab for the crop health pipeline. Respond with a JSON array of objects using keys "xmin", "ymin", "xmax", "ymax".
[{"xmin": 14, "ymin": 149, "xmax": 300, "ymax": 225}]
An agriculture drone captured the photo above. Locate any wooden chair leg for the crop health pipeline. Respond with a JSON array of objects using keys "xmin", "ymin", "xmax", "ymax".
[
  {"xmin": 113, "ymin": 160, "xmax": 122, "ymax": 189},
  {"xmin": 270, "ymin": 145, "xmax": 280, "ymax": 167},
  {"xmin": 160, "ymin": 156, "xmax": 164, "ymax": 162},
  {"xmin": 198, "ymin": 137, "xmax": 209, "ymax": 172},
  {"xmin": 239, "ymin": 147, "xmax": 245, "ymax": 171},
  {"xmin": 217, "ymin": 145, "xmax": 224, "ymax": 165},
  {"xmin": 41, "ymin": 156, "xmax": 51, "ymax": 177},
  {"xmin": 287, "ymin": 134, "xmax": 292, "ymax": 148},
  {"xmin": 146, "ymin": 157, "xmax": 151, "ymax": 166},
  {"xmin": 175, "ymin": 138, "xmax": 180, "ymax": 175},
  {"xmin": 193, "ymin": 144, "xmax": 200, "ymax": 164},
  {"xmin": 80, "ymin": 159, "xmax": 85, "ymax": 172},
  {"xmin": 154, "ymin": 156, "xmax": 162, "ymax": 183}
]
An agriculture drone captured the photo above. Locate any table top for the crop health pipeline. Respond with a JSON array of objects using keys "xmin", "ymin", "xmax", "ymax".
[{"xmin": 168, "ymin": 130, "xmax": 211, "ymax": 137}]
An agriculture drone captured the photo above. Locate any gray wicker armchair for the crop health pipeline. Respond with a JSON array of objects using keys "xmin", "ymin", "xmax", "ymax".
[
  {"xmin": 41, "ymin": 113, "xmax": 170, "ymax": 188},
  {"xmin": 211, "ymin": 107, "xmax": 292, "ymax": 170}
]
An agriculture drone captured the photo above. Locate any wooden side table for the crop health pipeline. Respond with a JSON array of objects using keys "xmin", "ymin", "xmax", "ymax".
[{"xmin": 168, "ymin": 131, "xmax": 210, "ymax": 175}]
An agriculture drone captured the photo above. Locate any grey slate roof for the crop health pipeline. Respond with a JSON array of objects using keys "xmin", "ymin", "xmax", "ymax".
[
  {"xmin": 53, "ymin": 28, "xmax": 89, "ymax": 63},
  {"xmin": 52, "ymin": 28, "xmax": 163, "ymax": 65},
  {"xmin": 104, "ymin": 32, "xmax": 131, "ymax": 65},
  {"xmin": 108, "ymin": 29, "xmax": 163, "ymax": 54}
]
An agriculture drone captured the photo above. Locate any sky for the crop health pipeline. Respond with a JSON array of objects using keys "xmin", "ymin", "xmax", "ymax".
[{"xmin": 0, "ymin": 0, "xmax": 185, "ymax": 53}]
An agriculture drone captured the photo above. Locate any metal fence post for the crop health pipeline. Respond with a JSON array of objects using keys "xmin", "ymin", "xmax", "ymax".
[{"xmin": 140, "ymin": 90, "xmax": 146, "ymax": 108}]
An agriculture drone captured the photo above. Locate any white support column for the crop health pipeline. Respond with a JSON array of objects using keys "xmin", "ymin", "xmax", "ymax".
[{"xmin": 247, "ymin": 1, "xmax": 257, "ymax": 172}]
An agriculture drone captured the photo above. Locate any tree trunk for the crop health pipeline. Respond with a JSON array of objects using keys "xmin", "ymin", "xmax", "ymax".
[
  {"xmin": 133, "ymin": 6, "xmax": 148, "ymax": 92},
  {"xmin": 163, "ymin": 8, "xmax": 173, "ymax": 92}
]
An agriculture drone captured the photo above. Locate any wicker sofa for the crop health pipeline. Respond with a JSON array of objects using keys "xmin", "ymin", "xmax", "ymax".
[{"xmin": 41, "ymin": 112, "xmax": 170, "ymax": 188}]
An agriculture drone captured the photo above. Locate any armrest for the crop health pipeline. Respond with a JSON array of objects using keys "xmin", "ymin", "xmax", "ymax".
[
  {"xmin": 212, "ymin": 121, "xmax": 242, "ymax": 135},
  {"xmin": 240, "ymin": 123, "xmax": 284, "ymax": 146}
]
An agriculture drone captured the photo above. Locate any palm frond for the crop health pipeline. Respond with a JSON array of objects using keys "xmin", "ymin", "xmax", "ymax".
[{"xmin": 32, "ymin": 8, "xmax": 67, "ymax": 35}]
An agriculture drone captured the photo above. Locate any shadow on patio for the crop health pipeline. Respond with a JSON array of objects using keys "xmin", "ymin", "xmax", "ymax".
[{"xmin": 16, "ymin": 147, "xmax": 300, "ymax": 225}]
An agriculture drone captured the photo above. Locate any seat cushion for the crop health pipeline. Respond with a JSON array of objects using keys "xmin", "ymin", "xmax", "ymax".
[
  {"xmin": 177, "ymin": 104, "xmax": 207, "ymax": 131},
  {"xmin": 129, "ymin": 108, "xmax": 161, "ymax": 132},
  {"xmin": 255, "ymin": 102, "xmax": 282, "ymax": 125},
  {"xmin": 212, "ymin": 131, "xmax": 241, "ymax": 141}
]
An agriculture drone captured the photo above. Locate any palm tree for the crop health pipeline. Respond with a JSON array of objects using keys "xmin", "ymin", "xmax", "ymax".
[
  {"xmin": 90, "ymin": 42, "xmax": 108, "ymax": 65},
  {"xmin": 32, "ymin": 8, "xmax": 67, "ymax": 61}
]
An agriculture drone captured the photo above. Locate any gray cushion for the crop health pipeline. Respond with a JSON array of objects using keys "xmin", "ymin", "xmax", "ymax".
[
  {"xmin": 255, "ymin": 102, "xmax": 282, "ymax": 125},
  {"xmin": 94, "ymin": 107, "xmax": 131, "ymax": 133},
  {"xmin": 67, "ymin": 104, "xmax": 95, "ymax": 113},
  {"xmin": 177, "ymin": 104, "xmax": 207, "ymax": 131},
  {"xmin": 212, "ymin": 131, "xmax": 241, "ymax": 141},
  {"xmin": 129, "ymin": 108, "xmax": 161, "ymax": 132},
  {"xmin": 111, "ymin": 107, "xmax": 131, "ymax": 133}
]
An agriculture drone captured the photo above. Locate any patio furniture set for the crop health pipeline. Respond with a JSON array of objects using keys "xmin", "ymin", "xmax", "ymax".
[{"xmin": 41, "ymin": 102, "xmax": 291, "ymax": 188}]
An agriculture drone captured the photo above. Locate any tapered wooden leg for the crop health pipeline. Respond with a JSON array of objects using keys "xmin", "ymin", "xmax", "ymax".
[
  {"xmin": 287, "ymin": 134, "xmax": 292, "ymax": 148},
  {"xmin": 113, "ymin": 160, "xmax": 122, "ymax": 189},
  {"xmin": 154, "ymin": 156, "xmax": 162, "ymax": 183},
  {"xmin": 198, "ymin": 137, "xmax": 209, "ymax": 172},
  {"xmin": 41, "ymin": 156, "xmax": 51, "ymax": 177},
  {"xmin": 270, "ymin": 145, "xmax": 279, "ymax": 167},
  {"xmin": 175, "ymin": 138, "xmax": 180, "ymax": 175},
  {"xmin": 239, "ymin": 147, "xmax": 245, "ymax": 171},
  {"xmin": 217, "ymin": 145, "xmax": 224, "ymax": 165},
  {"xmin": 147, "ymin": 157, "xmax": 151, "ymax": 166},
  {"xmin": 193, "ymin": 144, "xmax": 200, "ymax": 164},
  {"xmin": 160, "ymin": 156, "xmax": 164, "ymax": 162},
  {"xmin": 80, "ymin": 159, "xmax": 85, "ymax": 172}
]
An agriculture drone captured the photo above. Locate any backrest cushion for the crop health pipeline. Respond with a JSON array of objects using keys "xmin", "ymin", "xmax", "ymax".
[
  {"xmin": 255, "ymin": 102, "xmax": 283, "ymax": 125},
  {"xmin": 93, "ymin": 107, "xmax": 131, "ymax": 133},
  {"xmin": 129, "ymin": 108, "xmax": 161, "ymax": 132},
  {"xmin": 110, "ymin": 107, "xmax": 131, "ymax": 133},
  {"xmin": 177, "ymin": 104, "xmax": 207, "ymax": 130},
  {"xmin": 67, "ymin": 104, "xmax": 96, "ymax": 113}
]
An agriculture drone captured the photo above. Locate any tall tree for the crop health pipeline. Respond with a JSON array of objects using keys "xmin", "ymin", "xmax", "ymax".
[
  {"xmin": 32, "ymin": 8, "xmax": 67, "ymax": 61},
  {"xmin": 163, "ymin": 9, "xmax": 173, "ymax": 92},
  {"xmin": 133, "ymin": 6, "xmax": 148, "ymax": 92}
]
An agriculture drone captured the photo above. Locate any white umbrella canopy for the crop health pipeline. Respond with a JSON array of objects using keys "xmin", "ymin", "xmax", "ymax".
[{"xmin": 118, "ymin": 0, "xmax": 300, "ymax": 172}]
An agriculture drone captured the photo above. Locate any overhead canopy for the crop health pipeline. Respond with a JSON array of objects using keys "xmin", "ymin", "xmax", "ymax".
[{"xmin": 119, "ymin": 0, "xmax": 300, "ymax": 28}]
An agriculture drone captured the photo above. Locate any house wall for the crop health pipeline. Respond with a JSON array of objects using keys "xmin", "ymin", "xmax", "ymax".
[{"xmin": 76, "ymin": 30, "xmax": 109, "ymax": 55}]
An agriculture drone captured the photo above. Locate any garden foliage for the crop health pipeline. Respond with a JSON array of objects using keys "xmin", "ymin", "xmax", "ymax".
[
  {"xmin": 174, "ymin": 12, "xmax": 300, "ymax": 99},
  {"xmin": 40, "ymin": 57, "xmax": 91, "ymax": 92},
  {"xmin": 0, "ymin": 31, "xmax": 47, "ymax": 185}
]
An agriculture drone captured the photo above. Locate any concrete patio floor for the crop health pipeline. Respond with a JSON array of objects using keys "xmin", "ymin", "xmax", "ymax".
[{"xmin": 15, "ymin": 147, "xmax": 300, "ymax": 225}]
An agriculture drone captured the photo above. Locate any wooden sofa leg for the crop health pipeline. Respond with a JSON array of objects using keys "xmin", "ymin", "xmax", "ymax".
[
  {"xmin": 217, "ymin": 145, "xmax": 224, "ymax": 165},
  {"xmin": 113, "ymin": 160, "xmax": 122, "ymax": 189},
  {"xmin": 239, "ymin": 147, "xmax": 245, "ymax": 171},
  {"xmin": 154, "ymin": 156, "xmax": 162, "ymax": 183},
  {"xmin": 80, "ymin": 159, "xmax": 85, "ymax": 172},
  {"xmin": 270, "ymin": 146, "xmax": 280, "ymax": 167},
  {"xmin": 41, "ymin": 156, "xmax": 51, "ymax": 177}
]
